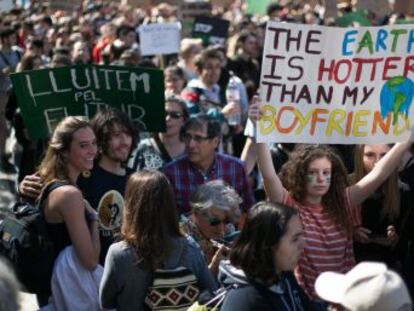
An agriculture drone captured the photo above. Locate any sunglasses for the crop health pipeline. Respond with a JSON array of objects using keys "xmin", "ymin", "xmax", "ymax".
[
  {"xmin": 204, "ymin": 214, "xmax": 231, "ymax": 227},
  {"xmin": 181, "ymin": 132, "xmax": 212, "ymax": 143},
  {"xmin": 166, "ymin": 110, "xmax": 183, "ymax": 119}
]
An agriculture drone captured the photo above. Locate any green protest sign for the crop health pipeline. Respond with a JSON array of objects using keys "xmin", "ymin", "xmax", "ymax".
[
  {"xmin": 246, "ymin": 0, "xmax": 273, "ymax": 15},
  {"xmin": 10, "ymin": 64, "xmax": 165, "ymax": 140}
]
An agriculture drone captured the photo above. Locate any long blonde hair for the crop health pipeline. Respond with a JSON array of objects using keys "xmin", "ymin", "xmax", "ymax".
[
  {"xmin": 352, "ymin": 144, "xmax": 400, "ymax": 221},
  {"xmin": 37, "ymin": 116, "xmax": 91, "ymax": 185}
]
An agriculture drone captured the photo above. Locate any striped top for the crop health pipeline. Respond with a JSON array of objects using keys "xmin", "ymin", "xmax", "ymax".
[{"xmin": 283, "ymin": 189, "xmax": 360, "ymax": 300}]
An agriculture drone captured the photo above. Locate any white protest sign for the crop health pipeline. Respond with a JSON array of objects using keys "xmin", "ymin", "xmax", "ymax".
[
  {"xmin": 0, "ymin": 0, "xmax": 13, "ymax": 12},
  {"xmin": 257, "ymin": 21, "xmax": 414, "ymax": 144},
  {"xmin": 138, "ymin": 22, "xmax": 181, "ymax": 56}
]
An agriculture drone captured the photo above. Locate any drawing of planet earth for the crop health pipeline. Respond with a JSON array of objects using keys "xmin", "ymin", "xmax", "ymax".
[{"xmin": 380, "ymin": 76, "xmax": 414, "ymax": 125}]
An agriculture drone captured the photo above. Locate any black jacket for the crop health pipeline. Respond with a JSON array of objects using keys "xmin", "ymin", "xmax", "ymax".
[{"xmin": 218, "ymin": 261, "xmax": 316, "ymax": 311}]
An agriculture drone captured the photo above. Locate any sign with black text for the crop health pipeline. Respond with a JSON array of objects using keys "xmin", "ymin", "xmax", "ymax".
[{"xmin": 192, "ymin": 16, "xmax": 230, "ymax": 46}]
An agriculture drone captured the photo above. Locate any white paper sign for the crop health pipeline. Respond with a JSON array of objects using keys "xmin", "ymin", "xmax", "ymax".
[
  {"xmin": 257, "ymin": 21, "xmax": 414, "ymax": 144},
  {"xmin": 138, "ymin": 22, "xmax": 181, "ymax": 56}
]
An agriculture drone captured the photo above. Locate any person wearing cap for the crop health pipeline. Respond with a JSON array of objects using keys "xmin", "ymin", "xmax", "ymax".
[{"xmin": 315, "ymin": 262, "xmax": 412, "ymax": 311}]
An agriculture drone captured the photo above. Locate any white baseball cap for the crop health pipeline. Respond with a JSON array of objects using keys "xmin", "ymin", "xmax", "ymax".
[{"xmin": 315, "ymin": 262, "xmax": 412, "ymax": 311}]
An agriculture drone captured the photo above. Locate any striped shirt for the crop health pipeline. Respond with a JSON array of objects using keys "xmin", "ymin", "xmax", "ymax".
[{"xmin": 283, "ymin": 189, "xmax": 360, "ymax": 300}]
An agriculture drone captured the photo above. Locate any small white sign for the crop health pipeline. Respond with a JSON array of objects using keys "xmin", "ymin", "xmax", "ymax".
[{"xmin": 138, "ymin": 22, "xmax": 181, "ymax": 56}]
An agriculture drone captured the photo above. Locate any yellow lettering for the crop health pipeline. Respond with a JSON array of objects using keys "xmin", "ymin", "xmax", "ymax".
[
  {"xmin": 352, "ymin": 110, "xmax": 370, "ymax": 136},
  {"xmin": 326, "ymin": 109, "xmax": 346, "ymax": 136},
  {"xmin": 259, "ymin": 104, "xmax": 277, "ymax": 135},
  {"xmin": 293, "ymin": 108, "xmax": 313, "ymax": 135}
]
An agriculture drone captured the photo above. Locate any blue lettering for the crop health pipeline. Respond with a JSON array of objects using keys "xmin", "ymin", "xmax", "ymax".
[
  {"xmin": 407, "ymin": 29, "xmax": 414, "ymax": 53},
  {"xmin": 375, "ymin": 29, "xmax": 388, "ymax": 52},
  {"xmin": 342, "ymin": 30, "xmax": 358, "ymax": 56}
]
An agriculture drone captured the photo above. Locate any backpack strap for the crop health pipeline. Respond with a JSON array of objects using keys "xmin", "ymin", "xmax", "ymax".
[{"xmin": 152, "ymin": 135, "xmax": 172, "ymax": 163}]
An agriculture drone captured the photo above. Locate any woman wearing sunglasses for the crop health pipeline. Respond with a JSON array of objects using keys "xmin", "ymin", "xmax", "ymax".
[
  {"xmin": 181, "ymin": 180, "xmax": 242, "ymax": 275},
  {"xmin": 129, "ymin": 96, "xmax": 189, "ymax": 171}
]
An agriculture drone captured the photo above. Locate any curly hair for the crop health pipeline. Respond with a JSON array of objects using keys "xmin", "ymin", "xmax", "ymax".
[
  {"xmin": 91, "ymin": 108, "xmax": 138, "ymax": 163},
  {"xmin": 280, "ymin": 144, "xmax": 352, "ymax": 234}
]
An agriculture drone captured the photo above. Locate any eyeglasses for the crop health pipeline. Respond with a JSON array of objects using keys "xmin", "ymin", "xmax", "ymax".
[
  {"xmin": 181, "ymin": 132, "xmax": 212, "ymax": 143},
  {"xmin": 165, "ymin": 110, "xmax": 183, "ymax": 119}
]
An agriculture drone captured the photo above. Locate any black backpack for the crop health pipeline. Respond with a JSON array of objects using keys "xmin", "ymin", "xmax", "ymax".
[{"xmin": 0, "ymin": 180, "xmax": 67, "ymax": 295}]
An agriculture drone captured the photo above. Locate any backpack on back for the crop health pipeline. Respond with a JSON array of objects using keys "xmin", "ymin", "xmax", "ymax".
[
  {"xmin": 0, "ymin": 180, "xmax": 67, "ymax": 295},
  {"xmin": 144, "ymin": 242, "xmax": 200, "ymax": 311}
]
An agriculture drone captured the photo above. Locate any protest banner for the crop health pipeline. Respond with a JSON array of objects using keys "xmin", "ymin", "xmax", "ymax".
[
  {"xmin": 138, "ymin": 22, "xmax": 181, "ymax": 56},
  {"xmin": 179, "ymin": 1, "xmax": 212, "ymax": 38},
  {"xmin": 257, "ymin": 21, "xmax": 414, "ymax": 144},
  {"xmin": 10, "ymin": 65, "xmax": 165, "ymax": 140},
  {"xmin": 49, "ymin": 0, "xmax": 82, "ymax": 11},
  {"xmin": 0, "ymin": 0, "xmax": 13, "ymax": 12},
  {"xmin": 192, "ymin": 16, "xmax": 229, "ymax": 46}
]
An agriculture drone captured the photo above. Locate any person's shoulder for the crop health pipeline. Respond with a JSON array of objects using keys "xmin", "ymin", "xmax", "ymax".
[
  {"xmin": 107, "ymin": 241, "xmax": 135, "ymax": 261},
  {"xmin": 187, "ymin": 79, "xmax": 202, "ymax": 88},
  {"xmin": 183, "ymin": 234, "xmax": 201, "ymax": 251},
  {"xmin": 163, "ymin": 155, "xmax": 189, "ymax": 171},
  {"xmin": 49, "ymin": 183, "xmax": 81, "ymax": 199},
  {"xmin": 136, "ymin": 138, "xmax": 153, "ymax": 149},
  {"xmin": 222, "ymin": 284, "xmax": 267, "ymax": 311},
  {"xmin": 217, "ymin": 153, "xmax": 245, "ymax": 166}
]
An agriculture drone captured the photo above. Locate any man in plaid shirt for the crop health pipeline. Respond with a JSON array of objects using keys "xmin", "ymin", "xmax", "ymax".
[{"xmin": 163, "ymin": 114, "xmax": 254, "ymax": 215}]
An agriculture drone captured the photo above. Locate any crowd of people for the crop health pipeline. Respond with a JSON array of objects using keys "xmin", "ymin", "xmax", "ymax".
[{"xmin": 0, "ymin": 0, "xmax": 413, "ymax": 310}]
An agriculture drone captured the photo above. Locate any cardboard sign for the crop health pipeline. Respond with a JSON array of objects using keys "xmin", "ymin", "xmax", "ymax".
[
  {"xmin": 10, "ymin": 65, "xmax": 165, "ymax": 140},
  {"xmin": 49, "ymin": 0, "xmax": 82, "ymax": 11},
  {"xmin": 0, "ymin": 0, "xmax": 13, "ymax": 12},
  {"xmin": 257, "ymin": 21, "xmax": 414, "ymax": 144},
  {"xmin": 138, "ymin": 22, "xmax": 181, "ymax": 56},
  {"xmin": 192, "ymin": 16, "xmax": 229, "ymax": 46}
]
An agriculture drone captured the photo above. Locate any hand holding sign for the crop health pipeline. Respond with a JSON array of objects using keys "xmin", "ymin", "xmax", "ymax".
[{"xmin": 248, "ymin": 95, "xmax": 263, "ymax": 122}]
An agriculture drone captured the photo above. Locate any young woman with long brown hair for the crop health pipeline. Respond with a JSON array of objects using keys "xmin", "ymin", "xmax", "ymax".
[
  {"xmin": 352, "ymin": 144, "xmax": 411, "ymax": 269},
  {"xmin": 36, "ymin": 116, "xmax": 100, "ymax": 306},
  {"xmin": 99, "ymin": 170, "xmax": 216, "ymax": 311}
]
